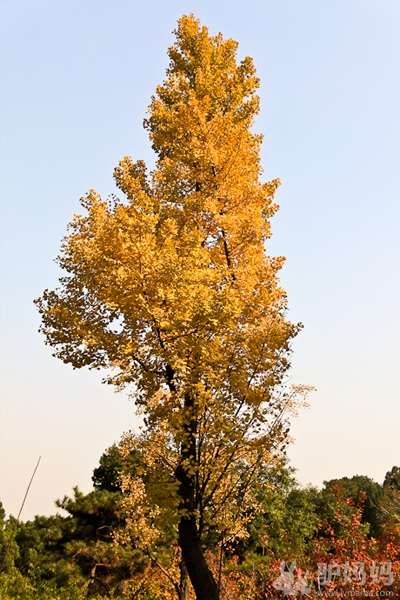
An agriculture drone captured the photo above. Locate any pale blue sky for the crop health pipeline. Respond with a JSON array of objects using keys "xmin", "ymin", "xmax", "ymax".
[{"xmin": 1, "ymin": 0, "xmax": 399, "ymax": 520}]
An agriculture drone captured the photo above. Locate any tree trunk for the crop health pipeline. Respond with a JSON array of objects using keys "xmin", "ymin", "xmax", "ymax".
[
  {"xmin": 178, "ymin": 516, "xmax": 219, "ymax": 600},
  {"xmin": 171, "ymin": 384, "xmax": 219, "ymax": 600},
  {"xmin": 178, "ymin": 558, "xmax": 191, "ymax": 600}
]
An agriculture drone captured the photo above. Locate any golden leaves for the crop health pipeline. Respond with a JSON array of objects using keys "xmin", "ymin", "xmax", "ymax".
[{"xmin": 35, "ymin": 14, "xmax": 313, "ymax": 558}]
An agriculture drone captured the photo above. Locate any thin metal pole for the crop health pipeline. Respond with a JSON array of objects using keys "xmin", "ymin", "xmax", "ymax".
[{"xmin": 0, "ymin": 456, "xmax": 41, "ymax": 573}]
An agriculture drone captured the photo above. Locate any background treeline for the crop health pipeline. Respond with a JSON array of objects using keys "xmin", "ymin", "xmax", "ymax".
[{"xmin": 1, "ymin": 447, "xmax": 399, "ymax": 599}]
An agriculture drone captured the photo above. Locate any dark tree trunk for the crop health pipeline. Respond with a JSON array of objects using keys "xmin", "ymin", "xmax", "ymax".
[
  {"xmin": 167, "ymin": 372, "xmax": 219, "ymax": 600},
  {"xmin": 178, "ymin": 558, "xmax": 190, "ymax": 600},
  {"xmin": 178, "ymin": 516, "xmax": 219, "ymax": 600},
  {"xmin": 175, "ymin": 410, "xmax": 219, "ymax": 599}
]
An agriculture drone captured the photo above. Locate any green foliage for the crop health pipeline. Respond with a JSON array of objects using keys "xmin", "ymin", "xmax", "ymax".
[
  {"xmin": 380, "ymin": 466, "xmax": 400, "ymax": 526},
  {"xmin": 233, "ymin": 462, "xmax": 320, "ymax": 561},
  {"xmin": 384, "ymin": 466, "xmax": 400, "ymax": 490},
  {"xmin": 0, "ymin": 515, "xmax": 20, "ymax": 574},
  {"xmin": 321, "ymin": 474, "xmax": 385, "ymax": 537},
  {"xmin": 0, "ymin": 457, "xmax": 145, "ymax": 597},
  {"xmin": 53, "ymin": 487, "xmax": 147, "ymax": 595},
  {"xmin": 92, "ymin": 444, "xmax": 140, "ymax": 492},
  {"xmin": 92, "ymin": 445, "xmax": 124, "ymax": 492},
  {"xmin": 0, "ymin": 569, "xmax": 90, "ymax": 600},
  {"xmin": 2, "ymin": 456, "xmax": 399, "ymax": 598}
]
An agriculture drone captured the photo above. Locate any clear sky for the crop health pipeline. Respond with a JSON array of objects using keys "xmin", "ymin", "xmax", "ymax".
[{"xmin": 1, "ymin": 0, "xmax": 399, "ymax": 521}]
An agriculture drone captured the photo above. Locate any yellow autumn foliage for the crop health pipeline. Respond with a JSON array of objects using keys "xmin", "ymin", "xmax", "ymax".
[{"xmin": 36, "ymin": 14, "xmax": 313, "ymax": 599}]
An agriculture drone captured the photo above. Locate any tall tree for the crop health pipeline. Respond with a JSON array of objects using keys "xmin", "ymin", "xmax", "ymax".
[
  {"xmin": 35, "ymin": 15, "xmax": 309, "ymax": 599},
  {"xmin": 321, "ymin": 475, "xmax": 383, "ymax": 537}
]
